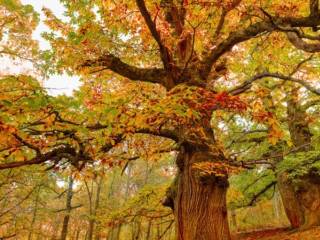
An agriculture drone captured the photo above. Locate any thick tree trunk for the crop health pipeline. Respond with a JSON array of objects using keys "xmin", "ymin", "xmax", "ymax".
[
  {"xmin": 169, "ymin": 145, "xmax": 231, "ymax": 240},
  {"xmin": 295, "ymin": 174, "xmax": 320, "ymax": 229},
  {"xmin": 278, "ymin": 172, "xmax": 320, "ymax": 229},
  {"xmin": 277, "ymin": 92, "xmax": 320, "ymax": 229},
  {"xmin": 277, "ymin": 174, "xmax": 304, "ymax": 228}
]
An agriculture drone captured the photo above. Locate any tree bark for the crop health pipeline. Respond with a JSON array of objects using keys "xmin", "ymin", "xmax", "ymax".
[
  {"xmin": 145, "ymin": 220, "xmax": 152, "ymax": 240},
  {"xmin": 60, "ymin": 176, "xmax": 74, "ymax": 240},
  {"xmin": 28, "ymin": 184, "xmax": 42, "ymax": 240},
  {"xmin": 277, "ymin": 173, "xmax": 304, "ymax": 228},
  {"xmin": 168, "ymin": 145, "xmax": 231, "ymax": 240},
  {"xmin": 278, "ymin": 91, "xmax": 320, "ymax": 229},
  {"xmin": 94, "ymin": 177, "xmax": 103, "ymax": 240},
  {"xmin": 295, "ymin": 174, "xmax": 320, "ymax": 229}
]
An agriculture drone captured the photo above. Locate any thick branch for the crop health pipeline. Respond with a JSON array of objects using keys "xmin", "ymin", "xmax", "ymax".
[
  {"xmin": 229, "ymin": 71, "xmax": 320, "ymax": 95},
  {"xmin": 136, "ymin": 0, "xmax": 172, "ymax": 71},
  {"xmin": 80, "ymin": 53, "xmax": 167, "ymax": 85},
  {"xmin": 0, "ymin": 146, "xmax": 76, "ymax": 170},
  {"xmin": 201, "ymin": 14, "xmax": 320, "ymax": 79},
  {"xmin": 287, "ymin": 32, "xmax": 320, "ymax": 52}
]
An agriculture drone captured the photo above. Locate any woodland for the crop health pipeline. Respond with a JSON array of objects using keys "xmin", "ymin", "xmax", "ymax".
[{"xmin": 1, "ymin": 0, "xmax": 320, "ymax": 239}]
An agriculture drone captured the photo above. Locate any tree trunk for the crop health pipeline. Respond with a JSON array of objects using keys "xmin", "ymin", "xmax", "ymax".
[
  {"xmin": 278, "ymin": 91, "xmax": 320, "ymax": 229},
  {"xmin": 230, "ymin": 209, "xmax": 237, "ymax": 232},
  {"xmin": 168, "ymin": 145, "xmax": 231, "ymax": 240},
  {"xmin": 94, "ymin": 177, "xmax": 103, "ymax": 240},
  {"xmin": 295, "ymin": 174, "xmax": 320, "ymax": 229},
  {"xmin": 60, "ymin": 176, "xmax": 74, "ymax": 240},
  {"xmin": 28, "ymin": 184, "xmax": 42, "ymax": 240},
  {"xmin": 277, "ymin": 173, "xmax": 304, "ymax": 228},
  {"xmin": 145, "ymin": 220, "xmax": 152, "ymax": 240}
]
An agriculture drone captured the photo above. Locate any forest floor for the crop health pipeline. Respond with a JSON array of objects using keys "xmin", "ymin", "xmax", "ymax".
[{"xmin": 234, "ymin": 226, "xmax": 320, "ymax": 240}]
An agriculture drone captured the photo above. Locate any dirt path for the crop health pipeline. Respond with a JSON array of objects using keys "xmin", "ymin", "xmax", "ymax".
[{"xmin": 233, "ymin": 226, "xmax": 320, "ymax": 240}]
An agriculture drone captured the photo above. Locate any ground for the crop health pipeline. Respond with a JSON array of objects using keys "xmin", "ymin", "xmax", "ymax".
[{"xmin": 233, "ymin": 227, "xmax": 320, "ymax": 240}]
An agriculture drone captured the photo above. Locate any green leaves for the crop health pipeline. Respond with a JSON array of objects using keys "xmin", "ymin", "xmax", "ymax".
[{"xmin": 276, "ymin": 150, "xmax": 320, "ymax": 179}]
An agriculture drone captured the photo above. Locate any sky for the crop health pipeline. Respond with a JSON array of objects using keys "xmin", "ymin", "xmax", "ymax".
[{"xmin": 7, "ymin": 0, "xmax": 81, "ymax": 96}]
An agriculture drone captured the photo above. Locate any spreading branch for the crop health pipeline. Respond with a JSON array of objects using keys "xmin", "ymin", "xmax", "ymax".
[
  {"xmin": 136, "ymin": 0, "xmax": 172, "ymax": 72},
  {"xmin": 80, "ymin": 53, "xmax": 167, "ymax": 85},
  {"xmin": 201, "ymin": 11, "xmax": 320, "ymax": 79},
  {"xmin": 0, "ymin": 145, "xmax": 76, "ymax": 170},
  {"xmin": 286, "ymin": 32, "xmax": 320, "ymax": 52},
  {"xmin": 229, "ymin": 71, "xmax": 320, "ymax": 95}
]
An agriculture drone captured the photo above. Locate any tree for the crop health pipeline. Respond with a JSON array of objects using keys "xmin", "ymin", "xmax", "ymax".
[
  {"xmin": 2, "ymin": 0, "xmax": 320, "ymax": 239},
  {"xmin": 276, "ymin": 87, "xmax": 320, "ymax": 229},
  {"xmin": 41, "ymin": 1, "xmax": 320, "ymax": 239}
]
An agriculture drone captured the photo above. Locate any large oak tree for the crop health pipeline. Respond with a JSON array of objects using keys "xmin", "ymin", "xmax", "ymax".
[{"xmin": 2, "ymin": 0, "xmax": 320, "ymax": 239}]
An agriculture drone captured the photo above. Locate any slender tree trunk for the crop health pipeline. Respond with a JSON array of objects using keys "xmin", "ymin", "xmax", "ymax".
[
  {"xmin": 28, "ymin": 184, "xmax": 42, "ymax": 240},
  {"xmin": 230, "ymin": 209, "xmax": 237, "ymax": 232},
  {"xmin": 145, "ymin": 220, "xmax": 152, "ymax": 240},
  {"xmin": 108, "ymin": 224, "xmax": 122, "ymax": 240},
  {"xmin": 85, "ymin": 180, "xmax": 94, "ymax": 240},
  {"xmin": 75, "ymin": 228, "xmax": 81, "ymax": 240},
  {"xmin": 51, "ymin": 219, "xmax": 61, "ymax": 240},
  {"xmin": 168, "ymin": 145, "xmax": 231, "ymax": 240},
  {"xmin": 60, "ymin": 176, "xmax": 74, "ymax": 240},
  {"xmin": 94, "ymin": 177, "xmax": 103, "ymax": 240}
]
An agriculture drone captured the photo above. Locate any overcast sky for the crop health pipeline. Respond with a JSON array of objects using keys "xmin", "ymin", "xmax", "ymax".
[{"xmin": 8, "ymin": 0, "xmax": 80, "ymax": 96}]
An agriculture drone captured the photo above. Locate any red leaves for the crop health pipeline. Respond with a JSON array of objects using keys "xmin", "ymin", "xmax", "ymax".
[
  {"xmin": 0, "ymin": 121, "xmax": 17, "ymax": 134},
  {"xmin": 190, "ymin": 89, "xmax": 247, "ymax": 117}
]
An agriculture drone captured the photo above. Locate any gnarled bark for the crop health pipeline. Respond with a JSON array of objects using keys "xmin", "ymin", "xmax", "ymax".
[
  {"xmin": 278, "ymin": 172, "xmax": 320, "ymax": 229},
  {"xmin": 277, "ymin": 173, "xmax": 304, "ymax": 228},
  {"xmin": 165, "ymin": 144, "xmax": 231, "ymax": 240},
  {"xmin": 296, "ymin": 174, "xmax": 320, "ymax": 229},
  {"xmin": 278, "ymin": 91, "xmax": 320, "ymax": 229}
]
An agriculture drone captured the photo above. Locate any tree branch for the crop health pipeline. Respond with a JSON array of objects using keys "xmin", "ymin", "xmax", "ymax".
[
  {"xmin": 201, "ymin": 13, "xmax": 320, "ymax": 79},
  {"xmin": 248, "ymin": 181, "xmax": 276, "ymax": 206},
  {"xmin": 136, "ymin": 0, "xmax": 172, "ymax": 71},
  {"xmin": 80, "ymin": 53, "xmax": 167, "ymax": 85},
  {"xmin": 287, "ymin": 32, "xmax": 320, "ymax": 52},
  {"xmin": 0, "ymin": 146, "xmax": 76, "ymax": 170},
  {"xmin": 229, "ymin": 71, "xmax": 320, "ymax": 95}
]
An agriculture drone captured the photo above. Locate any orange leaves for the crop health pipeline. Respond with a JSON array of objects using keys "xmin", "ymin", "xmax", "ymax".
[
  {"xmin": 192, "ymin": 161, "xmax": 240, "ymax": 177},
  {"xmin": 251, "ymin": 100, "xmax": 283, "ymax": 145},
  {"xmin": 0, "ymin": 121, "xmax": 17, "ymax": 134}
]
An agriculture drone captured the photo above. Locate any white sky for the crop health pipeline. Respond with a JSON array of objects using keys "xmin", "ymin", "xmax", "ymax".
[{"xmin": 3, "ymin": 0, "xmax": 81, "ymax": 96}]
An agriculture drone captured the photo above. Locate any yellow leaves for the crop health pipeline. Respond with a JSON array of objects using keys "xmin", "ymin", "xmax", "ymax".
[
  {"xmin": 256, "ymin": 87, "xmax": 270, "ymax": 98},
  {"xmin": 0, "ymin": 122, "xmax": 17, "ymax": 134},
  {"xmin": 268, "ymin": 123, "xmax": 283, "ymax": 145},
  {"xmin": 43, "ymin": 114, "xmax": 55, "ymax": 128},
  {"xmin": 12, "ymin": 150, "xmax": 27, "ymax": 161},
  {"xmin": 251, "ymin": 100, "xmax": 283, "ymax": 145},
  {"xmin": 192, "ymin": 161, "xmax": 240, "ymax": 177}
]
